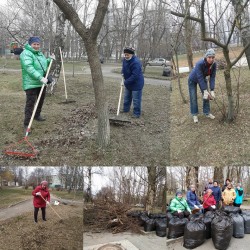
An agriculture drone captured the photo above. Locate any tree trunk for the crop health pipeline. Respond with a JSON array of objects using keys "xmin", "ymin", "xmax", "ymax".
[
  {"xmin": 184, "ymin": 0, "xmax": 194, "ymax": 70},
  {"xmin": 146, "ymin": 167, "xmax": 157, "ymax": 213},
  {"xmin": 224, "ymin": 69, "xmax": 234, "ymax": 121},
  {"xmin": 53, "ymin": 0, "xmax": 110, "ymax": 148},
  {"xmin": 213, "ymin": 167, "xmax": 224, "ymax": 187}
]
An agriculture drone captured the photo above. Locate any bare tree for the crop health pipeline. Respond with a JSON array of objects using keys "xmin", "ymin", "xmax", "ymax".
[
  {"xmin": 171, "ymin": 0, "xmax": 250, "ymax": 121},
  {"xmin": 53, "ymin": 0, "xmax": 110, "ymax": 147}
]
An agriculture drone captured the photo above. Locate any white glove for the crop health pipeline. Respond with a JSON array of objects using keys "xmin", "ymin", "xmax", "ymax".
[
  {"xmin": 203, "ymin": 90, "xmax": 209, "ymax": 100},
  {"xmin": 210, "ymin": 91, "xmax": 215, "ymax": 99},
  {"xmin": 211, "ymin": 205, "xmax": 216, "ymax": 209},
  {"xmin": 46, "ymin": 201, "xmax": 50, "ymax": 205},
  {"xmin": 35, "ymin": 192, "xmax": 41, "ymax": 196},
  {"xmin": 50, "ymin": 53, "xmax": 56, "ymax": 60},
  {"xmin": 194, "ymin": 205, "xmax": 198, "ymax": 209},
  {"xmin": 177, "ymin": 210, "xmax": 182, "ymax": 213},
  {"xmin": 40, "ymin": 77, "xmax": 48, "ymax": 84},
  {"xmin": 199, "ymin": 205, "xmax": 203, "ymax": 208}
]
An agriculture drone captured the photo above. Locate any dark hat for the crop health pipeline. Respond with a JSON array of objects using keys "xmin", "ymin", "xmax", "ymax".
[
  {"xmin": 124, "ymin": 47, "xmax": 135, "ymax": 54},
  {"xmin": 28, "ymin": 36, "xmax": 41, "ymax": 45},
  {"xmin": 176, "ymin": 190, "xmax": 183, "ymax": 196}
]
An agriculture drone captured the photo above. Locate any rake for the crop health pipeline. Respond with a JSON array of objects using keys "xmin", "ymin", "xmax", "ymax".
[
  {"xmin": 58, "ymin": 46, "xmax": 76, "ymax": 104},
  {"xmin": 40, "ymin": 194, "xmax": 63, "ymax": 222},
  {"xmin": 3, "ymin": 59, "xmax": 54, "ymax": 158}
]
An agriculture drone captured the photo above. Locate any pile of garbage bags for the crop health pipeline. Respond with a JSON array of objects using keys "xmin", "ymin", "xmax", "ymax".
[
  {"xmin": 166, "ymin": 208, "xmax": 250, "ymax": 250},
  {"xmin": 127, "ymin": 211, "xmax": 167, "ymax": 237}
]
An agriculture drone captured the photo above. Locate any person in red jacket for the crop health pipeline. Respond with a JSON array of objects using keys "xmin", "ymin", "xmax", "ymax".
[
  {"xmin": 32, "ymin": 180, "xmax": 50, "ymax": 223},
  {"xmin": 203, "ymin": 189, "xmax": 216, "ymax": 213}
]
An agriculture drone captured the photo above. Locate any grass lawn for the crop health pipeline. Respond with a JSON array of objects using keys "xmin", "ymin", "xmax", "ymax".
[
  {"xmin": 0, "ymin": 186, "xmax": 83, "ymax": 209},
  {"xmin": 0, "ymin": 187, "xmax": 31, "ymax": 209},
  {"xmin": 170, "ymin": 66, "xmax": 250, "ymax": 166}
]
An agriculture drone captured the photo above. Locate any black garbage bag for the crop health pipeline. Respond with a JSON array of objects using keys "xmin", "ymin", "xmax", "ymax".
[
  {"xmin": 155, "ymin": 218, "xmax": 167, "ymax": 237},
  {"xmin": 241, "ymin": 210, "xmax": 250, "ymax": 234},
  {"xmin": 223, "ymin": 206, "xmax": 241, "ymax": 214},
  {"xmin": 150, "ymin": 213, "xmax": 166, "ymax": 219},
  {"xmin": 183, "ymin": 218, "xmax": 206, "ymax": 249},
  {"xmin": 189, "ymin": 213, "xmax": 204, "ymax": 221},
  {"xmin": 144, "ymin": 218, "xmax": 156, "ymax": 232},
  {"xmin": 203, "ymin": 211, "xmax": 215, "ymax": 239},
  {"xmin": 127, "ymin": 210, "xmax": 142, "ymax": 218},
  {"xmin": 211, "ymin": 211, "xmax": 233, "ymax": 250},
  {"xmin": 230, "ymin": 213, "xmax": 244, "ymax": 238},
  {"xmin": 139, "ymin": 213, "xmax": 150, "ymax": 226},
  {"xmin": 167, "ymin": 217, "xmax": 189, "ymax": 239},
  {"xmin": 167, "ymin": 212, "xmax": 173, "ymax": 228}
]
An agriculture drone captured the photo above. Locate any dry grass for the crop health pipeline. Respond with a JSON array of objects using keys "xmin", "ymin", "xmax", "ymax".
[
  {"xmin": 0, "ymin": 70, "xmax": 170, "ymax": 166},
  {"xmin": 0, "ymin": 203, "xmax": 83, "ymax": 250},
  {"xmin": 170, "ymin": 65, "xmax": 250, "ymax": 166}
]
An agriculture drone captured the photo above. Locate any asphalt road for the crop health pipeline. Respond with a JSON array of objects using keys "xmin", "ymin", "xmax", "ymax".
[
  {"xmin": 0, "ymin": 64, "xmax": 171, "ymax": 88},
  {"xmin": 84, "ymin": 231, "xmax": 166, "ymax": 250}
]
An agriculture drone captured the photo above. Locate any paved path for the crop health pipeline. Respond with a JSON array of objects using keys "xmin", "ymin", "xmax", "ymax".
[
  {"xmin": 0, "ymin": 198, "xmax": 33, "ymax": 221},
  {"xmin": 0, "ymin": 194, "xmax": 82, "ymax": 221},
  {"xmin": 0, "ymin": 64, "xmax": 171, "ymax": 88},
  {"xmin": 84, "ymin": 231, "xmax": 166, "ymax": 250}
]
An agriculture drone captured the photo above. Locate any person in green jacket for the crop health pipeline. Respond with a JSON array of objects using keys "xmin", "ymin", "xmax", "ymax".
[
  {"xmin": 169, "ymin": 191, "xmax": 191, "ymax": 218},
  {"xmin": 20, "ymin": 36, "xmax": 54, "ymax": 132}
]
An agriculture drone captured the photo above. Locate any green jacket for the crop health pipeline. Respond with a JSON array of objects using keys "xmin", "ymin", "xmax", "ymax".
[
  {"xmin": 20, "ymin": 44, "xmax": 51, "ymax": 90},
  {"xmin": 169, "ymin": 196, "xmax": 191, "ymax": 213}
]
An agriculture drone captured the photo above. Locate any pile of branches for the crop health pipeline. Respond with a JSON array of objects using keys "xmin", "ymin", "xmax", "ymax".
[{"xmin": 84, "ymin": 198, "xmax": 143, "ymax": 234}]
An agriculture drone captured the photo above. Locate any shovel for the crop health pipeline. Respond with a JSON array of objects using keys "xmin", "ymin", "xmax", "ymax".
[{"xmin": 109, "ymin": 78, "xmax": 131, "ymax": 125}]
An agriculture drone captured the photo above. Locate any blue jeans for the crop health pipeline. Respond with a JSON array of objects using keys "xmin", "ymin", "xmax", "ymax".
[
  {"xmin": 123, "ymin": 88, "xmax": 142, "ymax": 117},
  {"xmin": 188, "ymin": 79, "xmax": 210, "ymax": 115}
]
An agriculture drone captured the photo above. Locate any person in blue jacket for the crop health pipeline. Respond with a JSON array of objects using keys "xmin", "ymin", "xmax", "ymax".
[
  {"xmin": 121, "ymin": 47, "xmax": 144, "ymax": 118},
  {"xmin": 234, "ymin": 183, "xmax": 244, "ymax": 207},
  {"xmin": 211, "ymin": 181, "xmax": 222, "ymax": 208},
  {"xmin": 188, "ymin": 48, "xmax": 217, "ymax": 123},
  {"xmin": 186, "ymin": 185, "xmax": 203, "ymax": 213}
]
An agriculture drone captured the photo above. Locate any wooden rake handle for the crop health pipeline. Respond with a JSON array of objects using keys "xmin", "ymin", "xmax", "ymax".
[{"xmin": 40, "ymin": 194, "xmax": 63, "ymax": 220}]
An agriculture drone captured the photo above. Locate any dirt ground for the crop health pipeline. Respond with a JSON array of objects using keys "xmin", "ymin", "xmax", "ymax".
[
  {"xmin": 0, "ymin": 202, "xmax": 83, "ymax": 250},
  {"xmin": 0, "ymin": 70, "xmax": 170, "ymax": 166}
]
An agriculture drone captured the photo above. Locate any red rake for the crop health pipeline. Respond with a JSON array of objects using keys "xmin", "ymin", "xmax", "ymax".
[{"xmin": 3, "ymin": 59, "xmax": 54, "ymax": 158}]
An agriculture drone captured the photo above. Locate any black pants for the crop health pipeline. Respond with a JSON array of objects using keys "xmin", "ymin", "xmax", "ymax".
[
  {"xmin": 172, "ymin": 210, "xmax": 190, "ymax": 219},
  {"xmin": 34, "ymin": 207, "xmax": 46, "ymax": 222},
  {"xmin": 24, "ymin": 87, "xmax": 46, "ymax": 126}
]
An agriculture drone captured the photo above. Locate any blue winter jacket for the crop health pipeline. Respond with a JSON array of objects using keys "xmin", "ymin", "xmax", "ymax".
[
  {"xmin": 122, "ymin": 55, "xmax": 144, "ymax": 91},
  {"xmin": 211, "ymin": 186, "xmax": 221, "ymax": 202},
  {"xmin": 234, "ymin": 188, "xmax": 244, "ymax": 205},
  {"xmin": 188, "ymin": 58, "xmax": 217, "ymax": 91},
  {"xmin": 186, "ymin": 190, "xmax": 201, "ymax": 209}
]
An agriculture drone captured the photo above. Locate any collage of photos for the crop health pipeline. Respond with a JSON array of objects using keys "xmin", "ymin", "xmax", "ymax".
[{"xmin": 0, "ymin": 0, "xmax": 249, "ymax": 250}]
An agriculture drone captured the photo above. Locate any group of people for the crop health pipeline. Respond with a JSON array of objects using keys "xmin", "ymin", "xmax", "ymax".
[
  {"xmin": 20, "ymin": 37, "xmax": 144, "ymax": 134},
  {"xmin": 169, "ymin": 178, "xmax": 244, "ymax": 218},
  {"xmin": 20, "ymin": 33, "xmax": 217, "ymax": 128}
]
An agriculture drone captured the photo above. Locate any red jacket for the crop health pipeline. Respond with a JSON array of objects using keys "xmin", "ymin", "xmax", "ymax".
[
  {"xmin": 32, "ymin": 185, "xmax": 50, "ymax": 208},
  {"xmin": 203, "ymin": 193, "xmax": 216, "ymax": 209}
]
